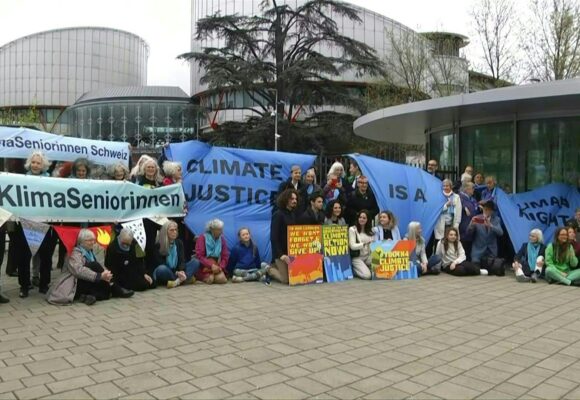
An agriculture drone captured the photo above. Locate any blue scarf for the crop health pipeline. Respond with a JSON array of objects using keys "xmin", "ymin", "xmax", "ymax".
[
  {"xmin": 166, "ymin": 242, "xmax": 178, "ymax": 270},
  {"xmin": 204, "ymin": 232, "xmax": 222, "ymax": 259},
  {"xmin": 26, "ymin": 171, "xmax": 49, "ymax": 177},
  {"xmin": 527, "ymin": 242, "xmax": 541, "ymax": 266},
  {"xmin": 77, "ymin": 246, "xmax": 96, "ymax": 263},
  {"xmin": 306, "ymin": 184, "xmax": 315, "ymax": 195}
]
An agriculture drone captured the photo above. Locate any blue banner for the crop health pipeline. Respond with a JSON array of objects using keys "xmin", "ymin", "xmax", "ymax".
[
  {"xmin": 349, "ymin": 154, "xmax": 445, "ymax": 240},
  {"xmin": 497, "ymin": 183, "xmax": 580, "ymax": 251},
  {"xmin": 0, "ymin": 173, "xmax": 185, "ymax": 222},
  {"xmin": 0, "ymin": 127, "xmax": 130, "ymax": 166},
  {"xmin": 166, "ymin": 141, "xmax": 316, "ymax": 261}
]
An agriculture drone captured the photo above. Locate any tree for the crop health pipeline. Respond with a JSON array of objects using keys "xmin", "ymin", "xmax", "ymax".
[
  {"xmin": 179, "ymin": 0, "xmax": 384, "ymax": 151},
  {"xmin": 383, "ymin": 26, "xmax": 431, "ymax": 100},
  {"xmin": 470, "ymin": 0, "xmax": 518, "ymax": 83},
  {"xmin": 522, "ymin": 0, "xmax": 580, "ymax": 81}
]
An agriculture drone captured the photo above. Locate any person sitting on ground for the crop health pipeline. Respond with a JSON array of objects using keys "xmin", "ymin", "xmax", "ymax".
[
  {"xmin": 348, "ymin": 210, "xmax": 375, "ymax": 280},
  {"xmin": 47, "ymin": 229, "xmax": 133, "ymax": 305},
  {"xmin": 107, "ymin": 162, "xmax": 130, "ymax": 181},
  {"xmin": 345, "ymin": 176, "xmax": 379, "ymax": 226},
  {"xmin": 406, "ymin": 222, "xmax": 441, "ymax": 276},
  {"xmin": 195, "ymin": 219, "xmax": 229, "ymax": 284},
  {"xmin": 567, "ymin": 207, "xmax": 580, "ymax": 233},
  {"xmin": 568, "ymin": 226, "xmax": 580, "ymax": 258},
  {"xmin": 512, "ymin": 229, "xmax": 546, "ymax": 283},
  {"xmin": 468, "ymin": 201, "xmax": 504, "ymax": 274},
  {"xmin": 228, "ymin": 228, "xmax": 270, "ymax": 283},
  {"xmin": 324, "ymin": 200, "xmax": 347, "ymax": 226},
  {"xmin": 372, "ymin": 210, "xmax": 401, "ymax": 241},
  {"xmin": 105, "ymin": 228, "xmax": 153, "ymax": 291},
  {"xmin": 162, "ymin": 161, "xmax": 182, "ymax": 186},
  {"xmin": 436, "ymin": 227, "xmax": 485, "ymax": 277},
  {"xmin": 299, "ymin": 192, "xmax": 325, "ymax": 225},
  {"xmin": 268, "ymin": 189, "xmax": 299, "ymax": 284},
  {"xmin": 544, "ymin": 227, "xmax": 580, "ymax": 286},
  {"xmin": 152, "ymin": 220, "xmax": 198, "ymax": 288}
]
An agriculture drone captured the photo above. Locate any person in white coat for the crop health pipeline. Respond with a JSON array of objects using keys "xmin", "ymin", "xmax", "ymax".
[
  {"xmin": 433, "ymin": 179, "xmax": 462, "ymax": 249},
  {"xmin": 348, "ymin": 210, "xmax": 375, "ymax": 280}
]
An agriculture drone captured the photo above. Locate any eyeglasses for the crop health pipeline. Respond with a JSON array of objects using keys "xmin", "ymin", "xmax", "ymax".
[{"xmin": 428, "ymin": 163, "xmax": 437, "ymax": 167}]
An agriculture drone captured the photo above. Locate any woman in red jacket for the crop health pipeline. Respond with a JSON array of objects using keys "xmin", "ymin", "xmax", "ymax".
[{"xmin": 195, "ymin": 219, "xmax": 229, "ymax": 284}]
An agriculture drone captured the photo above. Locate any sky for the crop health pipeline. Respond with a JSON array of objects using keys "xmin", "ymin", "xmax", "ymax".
[{"xmin": 0, "ymin": 0, "xmax": 481, "ymax": 96}]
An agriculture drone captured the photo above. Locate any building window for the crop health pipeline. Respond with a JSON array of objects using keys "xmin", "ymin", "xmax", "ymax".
[
  {"xmin": 517, "ymin": 118, "xmax": 580, "ymax": 192},
  {"xmin": 460, "ymin": 122, "xmax": 513, "ymax": 192},
  {"xmin": 430, "ymin": 130, "xmax": 456, "ymax": 171}
]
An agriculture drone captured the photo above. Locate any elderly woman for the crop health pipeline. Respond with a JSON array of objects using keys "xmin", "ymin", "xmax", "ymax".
[
  {"xmin": 151, "ymin": 220, "xmax": 198, "ymax": 288},
  {"xmin": 105, "ymin": 229, "xmax": 153, "ymax": 291},
  {"xmin": 162, "ymin": 161, "xmax": 182, "ymax": 186},
  {"xmin": 195, "ymin": 219, "xmax": 229, "ymax": 284},
  {"xmin": 512, "ymin": 229, "xmax": 546, "ymax": 283},
  {"xmin": 406, "ymin": 222, "xmax": 441, "ymax": 276},
  {"xmin": 47, "ymin": 229, "xmax": 133, "ymax": 305},
  {"xmin": 107, "ymin": 162, "xmax": 130, "ymax": 181},
  {"xmin": 298, "ymin": 168, "xmax": 321, "ymax": 214},
  {"xmin": 434, "ymin": 179, "xmax": 462, "ymax": 247}
]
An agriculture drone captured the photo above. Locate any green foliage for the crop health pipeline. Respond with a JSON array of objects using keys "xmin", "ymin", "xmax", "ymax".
[{"xmin": 0, "ymin": 106, "xmax": 41, "ymax": 126}]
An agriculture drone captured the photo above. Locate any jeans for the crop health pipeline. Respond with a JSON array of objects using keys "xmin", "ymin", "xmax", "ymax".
[{"xmin": 153, "ymin": 259, "xmax": 200, "ymax": 284}]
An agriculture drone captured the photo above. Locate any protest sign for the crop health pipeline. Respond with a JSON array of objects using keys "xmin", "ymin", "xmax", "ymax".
[
  {"xmin": 370, "ymin": 240, "xmax": 417, "ymax": 280},
  {"xmin": 287, "ymin": 225, "xmax": 324, "ymax": 286},
  {"xmin": 321, "ymin": 225, "xmax": 353, "ymax": 282}
]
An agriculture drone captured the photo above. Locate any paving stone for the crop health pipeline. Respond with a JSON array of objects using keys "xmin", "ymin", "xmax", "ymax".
[
  {"xmin": 0, "ymin": 365, "xmax": 31, "ymax": 381},
  {"xmin": 251, "ymin": 383, "xmax": 309, "ymax": 400},
  {"xmin": 47, "ymin": 376, "xmax": 95, "ymax": 394},
  {"xmin": 114, "ymin": 372, "xmax": 167, "ymax": 395},
  {"xmin": 425, "ymin": 381, "xmax": 482, "ymax": 399},
  {"xmin": 221, "ymin": 380, "xmax": 257, "ymax": 395},
  {"xmin": 85, "ymin": 382, "xmax": 127, "ymax": 399},
  {"xmin": 148, "ymin": 382, "xmax": 197, "ymax": 399}
]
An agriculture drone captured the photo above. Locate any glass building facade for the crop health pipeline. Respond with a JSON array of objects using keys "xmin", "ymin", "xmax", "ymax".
[
  {"xmin": 66, "ymin": 87, "xmax": 196, "ymax": 148},
  {"xmin": 429, "ymin": 118, "xmax": 580, "ymax": 192},
  {"xmin": 0, "ymin": 27, "xmax": 148, "ymax": 133}
]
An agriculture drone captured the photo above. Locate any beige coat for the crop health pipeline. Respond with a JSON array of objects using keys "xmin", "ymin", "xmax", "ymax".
[{"xmin": 47, "ymin": 247, "xmax": 99, "ymax": 305}]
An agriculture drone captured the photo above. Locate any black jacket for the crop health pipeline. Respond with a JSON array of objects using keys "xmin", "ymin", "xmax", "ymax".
[
  {"xmin": 514, "ymin": 242, "xmax": 547, "ymax": 267},
  {"xmin": 105, "ymin": 238, "xmax": 147, "ymax": 289},
  {"xmin": 270, "ymin": 208, "xmax": 298, "ymax": 260},
  {"xmin": 299, "ymin": 207, "xmax": 325, "ymax": 225},
  {"xmin": 346, "ymin": 189, "xmax": 379, "ymax": 226}
]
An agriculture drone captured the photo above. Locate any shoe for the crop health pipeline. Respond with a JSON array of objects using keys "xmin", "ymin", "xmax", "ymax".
[
  {"xmin": 530, "ymin": 273, "xmax": 538, "ymax": 283},
  {"xmin": 111, "ymin": 284, "xmax": 134, "ymax": 298},
  {"xmin": 84, "ymin": 295, "xmax": 97, "ymax": 306},
  {"xmin": 496, "ymin": 263, "xmax": 506, "ymax": 277},
  {"xmin": 571, "ymin": 280, "xmax": 580, "ymax": 287},
  {"xmin": 516, "ymin": 274, "xmax": 530, "ymax": 283},
  {"xmin": 7, "ymin": 271, "xmax": 18, "ymax": 277},
  {"xmin": 32, "ymin": 276, "xmax": 40, "ymax": 287},
  {"xmin": 231, "ymin": 276, "xmax": 244, "ymax": 283},
  {"xmin": 39, "ymin": 286, "xmax": 49, "ymax": 294},
  {"xmin": 19, "ymin": 287, "xmax": 29, "ymax": 298},
  {"xmin": 167, "ymin": 280, "xmax": 178, "ymax": 289},
  {"xmin": 0, "ymin": 294, "xmax": 9, "ymax": 304}
]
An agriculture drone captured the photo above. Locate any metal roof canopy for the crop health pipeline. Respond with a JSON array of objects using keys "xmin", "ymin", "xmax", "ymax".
[
  {"xmin": 74, "ymin": 86, "xmax": 189, "ymax": 105},
  {"xmin": 353, "ymin": 78, "xmax": 580, "ymax": 145}
]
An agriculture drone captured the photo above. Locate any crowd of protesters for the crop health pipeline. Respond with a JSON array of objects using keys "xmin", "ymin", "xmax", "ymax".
[{"xmin": 0, "ymin": 153, "xmax": 579, "ymax": 306}]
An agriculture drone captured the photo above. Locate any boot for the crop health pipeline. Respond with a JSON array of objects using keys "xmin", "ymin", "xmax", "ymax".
[{"xmin": 111, "ymin": 284, "xmax": 134, "ymax": 298}]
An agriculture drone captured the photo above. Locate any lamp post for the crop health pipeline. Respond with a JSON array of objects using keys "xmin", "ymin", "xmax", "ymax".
[{"xmin": 271, "ymin": 88, "xmax": 281, "ymax": 152}]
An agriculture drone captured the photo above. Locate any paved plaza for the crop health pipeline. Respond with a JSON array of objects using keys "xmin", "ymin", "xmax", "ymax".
[{"xmin": 1, "ymin": 272, "xmax": 580, "ymax": 399}]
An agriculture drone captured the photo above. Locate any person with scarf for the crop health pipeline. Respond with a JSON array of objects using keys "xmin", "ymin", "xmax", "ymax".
[
  {"xmin": 512, "ymin": 229, "xmax": 546, "ymax": 283},
  {"xmin": 433, "ymin": 179, "xmax": 462, "ymax": 252},
  {"xmin": 406, "ymin": 222, "xmax": 442, "ymax": 276},
  {"xmin": 298, "ymin": 168, "xmax": 321, "ymax": 214},
  {"xmin": 17, "ymin": 151, "xmax": 55, "ymax": 297},
  {"xmin": 151, "ymin": 220, "xmax": 198, "ymax": 288},
  {"xmin": 545, "ymin": 227, "xmax": 580, "ymax": 286},
  {"xmin": 105, "ymin": 228, "xmax": 153, "ymax": 291},
  {"xmin": 228, "ymin": 228, "xmax": 270, "ymax": 283},
  {"xmin": 195, "ymin": 219, "xmax": 229, "ymax": 284},
  {"xmin": 47, "ymin": 229, "xmax": 133, "ymax": 305},
  {"xmin": 372, "ymin": 210, "xmax": 401, "ymax": 241}
]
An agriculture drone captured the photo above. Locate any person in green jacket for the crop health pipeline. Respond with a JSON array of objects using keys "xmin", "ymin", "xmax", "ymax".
[{"xmin": 545, "ymin": 227, "xmax": 580, "ymax": 286}]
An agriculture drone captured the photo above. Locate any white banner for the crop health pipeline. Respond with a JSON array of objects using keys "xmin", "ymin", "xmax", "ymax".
[
  {"xmin": 121, "ymin": 219, "xmax": 147, "ymax": 251},
  {"xmin": 0, "ymin": 127, "xmax": 130, "ymax": 167}
]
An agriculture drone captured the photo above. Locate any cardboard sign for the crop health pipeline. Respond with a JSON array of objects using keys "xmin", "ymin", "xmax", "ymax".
[
  {"xmin": 370, "ymin": 240, "xmax": 417, "ymax": 280},
  {"xmin": 321, "ymin": 225, "xmax": 353, "ymax": 282},
  {"xmin": 287, "ymin": 225, "xmax": 324, "ymax": 286}
]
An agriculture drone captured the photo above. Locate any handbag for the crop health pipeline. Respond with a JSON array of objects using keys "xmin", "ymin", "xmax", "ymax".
[{"xmin": 349, "ymin": 230, "xmax": 361, "ymax": 258}]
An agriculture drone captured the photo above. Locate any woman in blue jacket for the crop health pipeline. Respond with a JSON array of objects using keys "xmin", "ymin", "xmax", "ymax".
[{"xmin": 228, "ymin": 228, "xmax": 269, "ymax": 282}]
